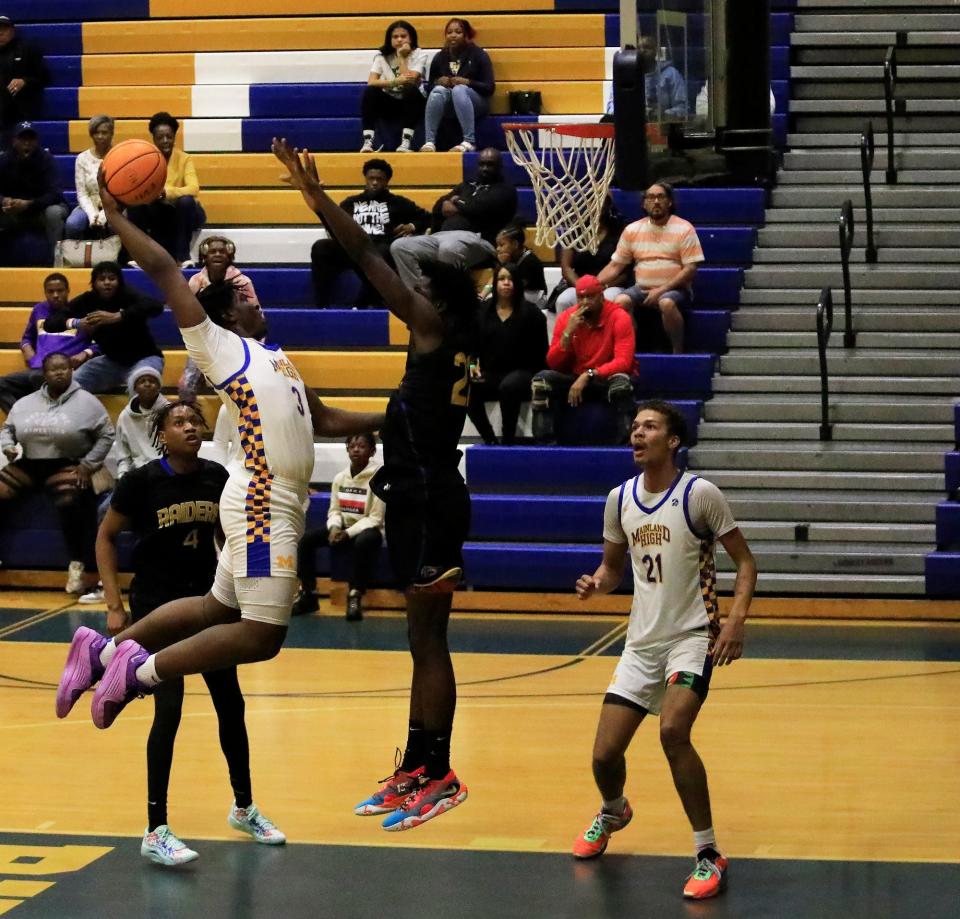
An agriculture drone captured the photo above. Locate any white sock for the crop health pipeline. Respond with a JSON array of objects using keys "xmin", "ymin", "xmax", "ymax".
[
  {"xmin": 362, "ymin": 129, "xmax": 374, "ymax": 140},
  {"xmin": 601, "ymin": 796, "xmax": 626, "ymax": 815},
  {"xmin": 99, "ymin": 638, "xmax": 117, "ymax": 668},
  {"xmin": 401, "ymin": 129, "xmax": 414, "ymax": 140},
  {"xmin": 694, "ymin": 827, "xmax": 717, "ymax": 856},
  {"xmin": 135, "ymin": 654, "xmax": 162, "ymax": 687}
]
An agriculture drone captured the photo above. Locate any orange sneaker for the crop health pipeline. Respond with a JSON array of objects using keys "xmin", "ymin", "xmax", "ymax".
[
  {"xmin": 572, "ymin": 802, "xmax": 633, "ymax": 859},
  {"xmin": 682, "ymin": 854, "xmax": 729, "ymax": 899}
]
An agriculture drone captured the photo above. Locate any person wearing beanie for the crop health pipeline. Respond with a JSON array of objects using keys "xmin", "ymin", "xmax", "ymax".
[
  {"xmin": 114, "ymin": 366, "xmax": 170, "ymax": 479},
  {"xmin": 531, "ymin": 274, "xmax": 637, "ymax": 445}
]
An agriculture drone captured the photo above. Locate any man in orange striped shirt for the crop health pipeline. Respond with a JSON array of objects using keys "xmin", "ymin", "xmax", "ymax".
[{"xmin": 597, "ymin": 183, "xmax": 704, "ymax": 354}]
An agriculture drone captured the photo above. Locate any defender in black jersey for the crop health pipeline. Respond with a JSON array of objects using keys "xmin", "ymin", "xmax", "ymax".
[
  {"xmin": 276, "ymin": 139, "xmax": 475, "ymax": 831},
  {"xmin": 97, "ymin": 402, "xmax": 285, "ymax": 865}
]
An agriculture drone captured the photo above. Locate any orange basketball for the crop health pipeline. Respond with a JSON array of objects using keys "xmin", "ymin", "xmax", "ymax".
[{"xmin": 102, "ymin": 139, "xmax": 167, "ymax": 206}]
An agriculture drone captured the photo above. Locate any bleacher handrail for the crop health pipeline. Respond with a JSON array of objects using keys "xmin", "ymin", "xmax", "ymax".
[
  {"xmin": 883, "ymin": 45, "xmax": 898, "ymax": 185},
  {"xmin": 816, "ymin": 287, "xmax": 834, "ymax": 442},
  {"xmin": 860, "ymin": 121, "xmax": 877, "ymax": 265},
  {"xmin": 838, "ymin": 198, "xmax": 857, "ymax": 349}
]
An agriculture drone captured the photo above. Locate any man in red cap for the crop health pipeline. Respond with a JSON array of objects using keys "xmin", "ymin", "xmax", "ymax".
[{"xmin": 530, "ymin": 275, "xmax": 636, "ymax": 443}]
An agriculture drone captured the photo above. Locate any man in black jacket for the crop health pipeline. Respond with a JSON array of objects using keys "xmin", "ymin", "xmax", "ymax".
[
  {"xmin": 390, "ymin": 147, "xmax": 517, "ymax": 289},
  {"xmin": 310, "ymin": 158, "xmax": 429, "ymax": 308},
  {"xmin": 43, "ymin": 261, "xmax": 165, "ymax": 394},
  {"xmin": 0, "ymin": 17, "xmax": 48, "ymax": 133},
  {"xmin": 0, "ymin": 122, "xmax": 67, "ymax": 263}
]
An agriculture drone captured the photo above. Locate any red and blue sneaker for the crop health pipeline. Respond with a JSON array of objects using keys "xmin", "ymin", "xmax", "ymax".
[
  {"xmin": 55, "ymin": 626, "xmax": 108, "ymax": 719},
  {"xmin": 381, "ymin": 770, "xmax": 467, "ymax": 831},
  {"xmin": 91, "ymin": 639, "xmax": 152, "ymax": 729},
  {"xmin": 355, "ymin": 765, "xmax": 426, "ymax": 816}
]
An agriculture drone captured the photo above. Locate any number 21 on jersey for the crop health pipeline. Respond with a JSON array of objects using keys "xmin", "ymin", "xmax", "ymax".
[
  {"xmin": 450, "ymin": 352, "xmax": 471, "ymax": 407},
  {"xmin": 642, "ymin": 553, "xmax": 663, "ymax": 583}
]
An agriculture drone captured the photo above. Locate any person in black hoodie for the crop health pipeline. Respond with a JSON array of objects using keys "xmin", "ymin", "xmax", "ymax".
[
  {"xmin": 0, "ymin": 17, "xmax": 48, "ymax": 134},
  {"xmin": 0, "ymin": 122, "xmax": 67, "ymax": 263},
  {"xmin": 467, "ymin": 262, "xmax": 547, "ymax": 445},
  {"xmin": 43, "ymin": 261, "xmax": 165, "ymax": 393},
  {"xmin": 420, "ymin": 18, "xmax": 494, "ymax": 153},
  {"xmin": 310, "ymin": 158, "xmax": 429, "ymax": 308}
]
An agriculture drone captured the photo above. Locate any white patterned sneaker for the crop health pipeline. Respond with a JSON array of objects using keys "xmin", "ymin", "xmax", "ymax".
[
  {"xmin": 78, "ymin": 584, "xmax": 105, "ymax": 604},
  {"xmin": 141, "ymin": 825, "xmax": 198, "ymax": 866},
  {"xmin": 228, "ymin": 803, "xmax": 286, "ymax": 845},
  {"xmin": 65, "ymin": 561, "xmax": 85, "ymax": 594}
]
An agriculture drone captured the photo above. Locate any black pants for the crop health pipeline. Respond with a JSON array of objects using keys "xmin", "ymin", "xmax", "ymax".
[
  {"xmin": 131, "ymin": 594, "xmax": 251, "ymax": 830},
  {"xmin": 297, "ymin": 525, "xmax": 383, "ymax": 593},
  {"xmin": 466, "ymin": 370, "xmax": 533, "ymax": 445},
  {"xmin": 531, "ymin": 369, "xmax": 636, "ymax": 444},
  {"xmin": 360, "ymin": 84, "xmax": 427, "ymax": 134},
  {"xmin": 310, "ymin": 236, "xmax": 393, "ymax": 308},
  {"xmin": 0, "ymin": 369, "xmax": 43, "ymax": 413},
  {"xmin": 127, "ymin": 196, "xmax": 206, "ymax": 262}
]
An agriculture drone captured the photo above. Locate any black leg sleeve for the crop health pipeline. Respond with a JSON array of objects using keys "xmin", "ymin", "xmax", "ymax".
[
  {"xmin": 146, "ymin": 677, "xmax": 186, "ymax": 830},
  {"xmin": 202, "ymin": 667, "xmax": 252, "ymax": 809}
]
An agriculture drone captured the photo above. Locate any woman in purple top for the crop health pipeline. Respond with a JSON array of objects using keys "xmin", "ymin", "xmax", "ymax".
[
  {"xmin": 420, "ymin": 18, "xmax": 495, "ymax": 154},
  {"xmin": 0, "ymin": 272, "xmax": 98, "ymax": 412}
]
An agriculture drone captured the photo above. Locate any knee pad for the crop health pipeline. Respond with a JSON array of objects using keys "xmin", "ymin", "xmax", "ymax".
[{"xmin": 531, "ymin": 377, "xmax": 551, "ymax": 411}]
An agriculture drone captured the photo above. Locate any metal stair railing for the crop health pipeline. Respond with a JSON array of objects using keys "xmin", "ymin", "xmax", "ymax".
[
  {"xmin": 883, "ymin": 45, "xmax": 899, "ymax": 184},
  {"xmin": 860, "ymin": 122, "xmax": 878, "ymax": 264},
  {"xmin": 816, "ymin": 287, "xmax": 834, "ymax": 441},
  {"xmin": 838, "ymin": 198, "xmax": 857, "ymax": 348}
]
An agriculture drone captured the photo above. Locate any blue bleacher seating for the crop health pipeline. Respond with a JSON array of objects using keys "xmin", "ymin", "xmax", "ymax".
[
  {"xmin": 946, "ymin": 452, "xmax": 960, "ymax": 496},
  {"xmin": 17, "ymin": 24, "xmax": 83, "ymax": 55},
  {"xmin": 925, "ymin": 552, "xmax": 960, "ymax": 597},
  {"xmin": 935, "ymin": 502, "xmax": 960, "ymax": 546},
  {"xmin": 2, "ymin": 1, "xmax": 147, "ymax": 21}
]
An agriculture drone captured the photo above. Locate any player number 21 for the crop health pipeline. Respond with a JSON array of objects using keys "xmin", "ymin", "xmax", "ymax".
[
  {"xmin": 642, "ymin": 553, "xmax": 663, "ymax": 583},
  {"xmin": 450, "ymin": 352, "xmax": 470, "ymax": 407}
]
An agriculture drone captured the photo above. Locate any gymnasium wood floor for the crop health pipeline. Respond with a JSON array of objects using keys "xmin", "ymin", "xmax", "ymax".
[{"xmin": 1, "ymin": 590, "xmax": 959, "ymax": 918}]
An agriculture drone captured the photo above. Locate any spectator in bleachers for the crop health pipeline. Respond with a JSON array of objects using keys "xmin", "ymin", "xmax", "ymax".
[
  {"xmin": 531, "ymin": 275, "xmax": 636, "ymax": 445},
  {"xmin": 292, "ymin": 433, "xmax": 385, "ymax": 621},
  {"xmin": 114, "ymin": 367, "xmax": 169, "ymax": 479},
  {"xmin": 65, "ymin": 115, "xmax": 115, "ymax": 240},
  {"xmin": 0, "ymin": 16, "xmax": 48, "ymax": 136},
  {"xmin": 555, "ymin": 196, "xmax": 627, "ymax": 312},
  {"xmin": 468, "ymin": 263, "xmax": 547, "ymax": 446},
  {"xmin": 310, "ymin": 158, "xmax": 429, "ymax": 308},
  {"xmin": 0, "ymin": 352, "xmax": 114, "ymax": 594},
  {"xmin": 0, "ymin": 273, "xmax": 99, "ymax": 413},
  {"xmin": 640, "ymin": 35, "xmax": 688, "ymax": 120},
  {"xmin": 178, "ymin": 235, "xmax": 258, "ymax": 399},
  {"xmin": 391, "ymin": 147, "xmax": 516, "ymax": 289},
  {"xmin": 361, "ymin": 20, "xmax": 429, "ymax": 154},
  {"xmin": 420, "ymin": 18, "xmax": 494, "ymax": 154},
  {"xmin": 491, "ymin": 224, "xmax": 546, "ymax": 305},
  {"xmin": 0, "ymin": 122, "xmax": 67, "ymax": 264},
  {"xmin": 597, "ymin": 182, "xmax": 704, "ymax": 354},
  {"xmin": 127, "ymin": 112, "xmax": 206, "ymax": 267},
  {"xmin": 43, "ymin": 261, "xmax": 165, "ymax": 394}
]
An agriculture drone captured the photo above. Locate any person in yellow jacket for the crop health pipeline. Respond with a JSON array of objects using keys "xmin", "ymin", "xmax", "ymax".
[{"xmin": 127, "ymin": 111, "xmax": 206, "ymax": 267}]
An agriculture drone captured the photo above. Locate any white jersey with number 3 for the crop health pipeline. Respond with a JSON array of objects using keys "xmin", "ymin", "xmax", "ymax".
[{"xmin": 603, "ymin": 470, "xmax": 737, "ymax": 649}]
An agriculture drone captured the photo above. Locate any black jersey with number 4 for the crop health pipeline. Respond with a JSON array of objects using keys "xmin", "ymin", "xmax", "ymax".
[
  {"xmin": 373, "ymin": 339, "xmax": 473, "ymax": 500},
  {"xmin": 111, "ymin": 457, "xmax": 229, "ymax": 603}
]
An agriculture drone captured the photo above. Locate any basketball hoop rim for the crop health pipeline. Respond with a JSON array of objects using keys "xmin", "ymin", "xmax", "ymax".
[{"xmin": 502, "ymin": 122, "xmax": 615, "ymax": 139}]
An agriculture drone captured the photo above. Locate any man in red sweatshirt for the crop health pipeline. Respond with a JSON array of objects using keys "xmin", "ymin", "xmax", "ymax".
[{"xmin": 531, "ymin": 275, "xmax": 636, "ymax": 444}]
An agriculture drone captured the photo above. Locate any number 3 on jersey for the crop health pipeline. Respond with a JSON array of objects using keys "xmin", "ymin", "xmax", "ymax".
[
  {"xmin": 450, "ymin": 352, "xmax": 470, "ymax": 407},
  {"xmin": 642, "ymin": 553, "xmax": 663, "ymax": 583}
]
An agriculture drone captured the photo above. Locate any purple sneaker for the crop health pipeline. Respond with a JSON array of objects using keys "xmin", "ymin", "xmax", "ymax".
[
  {"xmin": 91, "ymin": 640, "xmax": 151, "ymax": 729},
  {"xmin": 55, "ymin": 626, "xmax": 108, "ymax": 719}
]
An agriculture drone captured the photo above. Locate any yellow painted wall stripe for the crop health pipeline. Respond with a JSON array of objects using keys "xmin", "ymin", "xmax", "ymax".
[
  {"xmin": 78, "ymin": 86, "xmax": 193, "ymax": 119},
  {"xmin": 85, "ymin": 15, "xmax": 605, "ymax": 54},
  {"xmin": 82, "ymin": 53, "xmax": 195, "ymax": 87},
  {"xmin": 388, "ymin": 314, "xmax": 409, "ymax": 347},
  {"xmin": 150, "ymin": 0, "xmax": 553, "ymax": 18}
]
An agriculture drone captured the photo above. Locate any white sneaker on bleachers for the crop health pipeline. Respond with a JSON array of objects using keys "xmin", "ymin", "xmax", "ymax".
[
  {"xmin": 419, "ymin": 142, "xmax": 437, "ymax": 153},
  {"xmin": 396, "ymin": 139, "xmax": 413, "ymax": 153}
]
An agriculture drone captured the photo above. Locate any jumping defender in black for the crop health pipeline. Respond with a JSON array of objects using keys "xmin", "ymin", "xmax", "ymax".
[
  {"xmin": 275, "ymin": 138, "xmax": 475, "ymax": 831},
  {"xmin": 97, "ymin": 402, "xmax": 285, "ymax": 864}
]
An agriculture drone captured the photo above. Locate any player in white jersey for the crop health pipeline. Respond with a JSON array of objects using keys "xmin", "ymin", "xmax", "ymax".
[
  {"xmin": 55, "ymin": 173, "xmax": 384, "ymax": 731},
  {"xmin": 572, "ymin": 400, "xmax": 757, "ymax": 901}
]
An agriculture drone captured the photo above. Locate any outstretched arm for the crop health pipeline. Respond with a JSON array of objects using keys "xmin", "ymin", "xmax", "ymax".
[
  {"xmin": 304, "ymin": 387, "xmax": 384, "ymax": 439},
  {"xmin": 98, "ymin": 172, "xmax": 207, "ymax": 330},
  {"xmin": 272, "ymin": 138, "xmax": 442, "ymax": 352}
]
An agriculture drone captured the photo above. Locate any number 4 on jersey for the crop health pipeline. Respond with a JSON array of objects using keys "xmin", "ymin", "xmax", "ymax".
[{"xmin": 183, "ymin": 528, "xmax": 200, "ymax": 549}]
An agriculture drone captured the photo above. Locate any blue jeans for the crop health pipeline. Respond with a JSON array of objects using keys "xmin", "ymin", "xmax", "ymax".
[
  {"xmin": 424, "ymin": 84, "xmax": 488, "ymax": 146},
  {"xmin": 64, "ymin": 207, "xmax": 91, "ymax": 240},
  {"xmin": 73, "ymin": 354, "xmax": 164, "ymax": 395}
]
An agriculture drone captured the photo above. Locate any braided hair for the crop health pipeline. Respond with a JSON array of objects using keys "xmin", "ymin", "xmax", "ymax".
[{"xmin": 151, "ymin": 401, "xmax": 207, "ymax": 454}]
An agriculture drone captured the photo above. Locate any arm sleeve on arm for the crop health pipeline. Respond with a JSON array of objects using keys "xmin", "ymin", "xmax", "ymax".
[
  {"xmin": 688, "ymin": 479, "xmax": 737, "ymax": 539},
  {"xmin": 602, "ymin": 486, "xmax": 628, "ymax": 544}
]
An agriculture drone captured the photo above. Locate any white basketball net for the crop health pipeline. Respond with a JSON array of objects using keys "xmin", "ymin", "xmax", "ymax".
[{"xmin": 505, "ymin": 124, "xmax": 616, "ymax": 254}]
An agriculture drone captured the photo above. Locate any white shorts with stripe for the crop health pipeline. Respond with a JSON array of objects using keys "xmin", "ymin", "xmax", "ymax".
[{"xmin": 605, "ymin": 630, "xmax": 711, "ymax": 716}]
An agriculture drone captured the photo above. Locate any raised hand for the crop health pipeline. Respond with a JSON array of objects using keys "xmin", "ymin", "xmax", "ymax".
[{"xmin": 272, "ymin": 137, "xmax": 326, "ymax": 212}]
